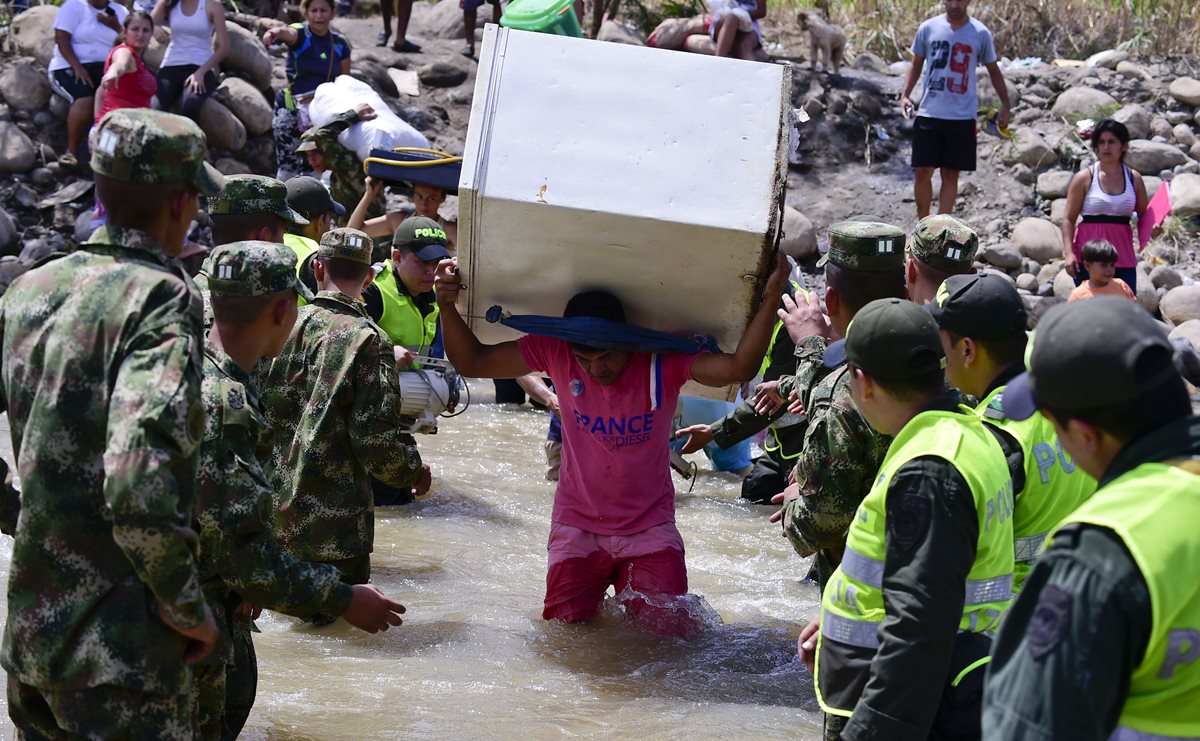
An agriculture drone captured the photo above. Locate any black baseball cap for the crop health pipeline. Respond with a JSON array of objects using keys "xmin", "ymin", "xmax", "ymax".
[
  {"xmin": 824, "ymin": 297, "xmax": 946, "ymax": 379},
  {"xmin": 927, "ymin": 273, "xmax": 1028, "ymax": 340},
  {"xmin": 285, "ymin": 176, "xmax": 347, "ymax": 218},
  {"xmin": 392, "ymin": 216, "xmax": 451, "ymax": 262},
  {"xmin": 1003, "ymin": 297, "xmax": 1179, "ymax": 421}
]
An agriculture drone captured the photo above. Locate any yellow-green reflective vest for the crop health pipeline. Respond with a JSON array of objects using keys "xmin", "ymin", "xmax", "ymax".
[
  {"xmin": 815, "ymin": 409, "xmax": 1015, "ymax": 717},
  {"xmin": 283, "ymin": 233, "xmax": 319, "ymax": 308},
  {"xmin": 759, "ymin": 281, "xmax": 809, "ymax": 460},
  {"xmin": 976, "ymin": 386, "xmax": 1097, "ymax": 594},
  {"xmin": 374, "ymin": 259, "xmax": 439, "ymax": 355},
  {"xmin": 1051, "ymin": 461, "xmax": 1200, "ymax": 740}
]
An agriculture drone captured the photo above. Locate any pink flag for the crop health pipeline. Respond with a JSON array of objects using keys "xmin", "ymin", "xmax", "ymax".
[{"xmin": 1139, "ymin": 182, "xmax": 1171, "ymax": 248}]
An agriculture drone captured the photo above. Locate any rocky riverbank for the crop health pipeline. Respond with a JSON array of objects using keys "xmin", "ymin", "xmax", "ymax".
[{"xmin": 1, "ymin": 3, "xmax": 1199, "ymax": 360}]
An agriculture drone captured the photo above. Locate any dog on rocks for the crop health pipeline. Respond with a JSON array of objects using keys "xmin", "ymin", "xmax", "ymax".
[{"xmin": 797, "ymin": 8, "xmax": 845, "ymax": 75}]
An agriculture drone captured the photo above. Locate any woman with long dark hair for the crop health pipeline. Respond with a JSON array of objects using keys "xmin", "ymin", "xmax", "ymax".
[
  {"xmin": 1061, "ymin": 119, "xmax": 1149, "ymax": 289},
  {"xmin": 151, "ymin": 0, "xmax": 228, "ymax": 120}
]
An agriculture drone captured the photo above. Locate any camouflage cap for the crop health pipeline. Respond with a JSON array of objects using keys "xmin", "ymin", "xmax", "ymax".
[
  {"xmin": 295, "ymin": 130, "xmax": 319, "ymax": 153},
  {"xmin": 207, "ymin": 240, "xmax": 315, "ymax": 302},
  {"xmin": 908, "ymin": 215, "xmax": 979, "ymax": 274},
  {"xmin": 816, "ymin": 221, "xmax": 906, "ymax": 272},
  {"xmin": 90, "ymin": 109, "xmax": 224, "ymax": 196},
  {"xmin": 318, "ymin": 228, "xmax": 374, "ymax": 265},
  {"xmin": 207, "ymin": 175, "xmax": 309, "ymax": 226}
]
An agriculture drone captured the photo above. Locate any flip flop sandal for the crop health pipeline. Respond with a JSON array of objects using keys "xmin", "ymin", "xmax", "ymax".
[
  {"xmin": 376, "ymin": 31, "xmax": 390, "ymax": 46},
  {"xmin": 461, "ymin": 46, "xmax": 475, "ymax": 57},
  {"xmin": 391, "ymin": 40, "xmax": 422, "ymax": 53},
  {"xmin": 58, "ymin": 152, "xmax": 78, "ymax": 168}
]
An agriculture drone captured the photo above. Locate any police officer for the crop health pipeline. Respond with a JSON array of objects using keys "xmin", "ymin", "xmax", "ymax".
[
  {"xmin": 675, "ymin": 283, "xmax": 807, "ymax": 504},
  {"xmin": 906, "ymin": 213, "xmax": 980, "ymax": 304},
  {"xmin": 281, "ymin": 175, "xmax": 348, "ymax": 304},
  {"xmin": 197, "ymin": 240, "xmax": 407, "ymax": 738},
  {"xmin": 930, "ymin": 273, "xmax": 1096, "ymax": 593},
  {"xmin": 261, "ymin": 227, "xmax": 426, "ymax": 599},
  {"xmin": 362, "ymin": 215, "xmax": 447, "ymax": 368},
  {"xmin": 761, "ymin": 221, "xmax": 905, "ymax": 590},
  {"xmin": 0, "ymin": 109, "xmax": 221, "ymax": 737},
  {"xmin": 983, "ymin": 297, "xmax": 1200, "ymax": 740},
  {"xmin": 796, "ymin": 298, "xmax": 1015, "ymax": 741}
]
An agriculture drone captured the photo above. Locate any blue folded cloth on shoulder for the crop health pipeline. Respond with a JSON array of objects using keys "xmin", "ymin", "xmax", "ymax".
[{"xmin": 486, "ymin": 305, "xmax": 721, "ymax": 354}]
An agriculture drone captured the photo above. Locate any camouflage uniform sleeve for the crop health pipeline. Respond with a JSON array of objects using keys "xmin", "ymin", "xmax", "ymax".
[
  {"xmin": 0, "ymin": 457, "xmax": 19, "ymax": 537},
  {"xmin": 782, "ymin": 392, "xmax": 885, "ymax": 558},
  {"xmin": 310, "ymin": 110, "xmax": 359, "ymax": 144},
  {"xmin": 350, "ymin": 331, "xmax": 423, "ymax": 489},
  {"xmin": 104, "ymin": 316, "xmax": 209, "ymax": 629},
  {"xmin": 215, "ymin": 425, "xmax": 354, "ymax": 618}
]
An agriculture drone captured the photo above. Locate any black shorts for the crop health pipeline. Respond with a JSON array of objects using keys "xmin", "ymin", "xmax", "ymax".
[
  {"xmin": 911, "ymin": 116, "xmax": 977, "ymax": 172},
  {"xmin": 49, "ymin": 62, "xmax": 105, "ymax": 103}
]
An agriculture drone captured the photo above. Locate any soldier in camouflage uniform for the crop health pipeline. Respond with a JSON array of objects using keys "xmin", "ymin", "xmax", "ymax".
[
  {"xmin": 0, "ymin": 109, "xmax": 223, "ymax": 738},
  {"xmin": 758, "ymin": 222, "xmax": 908, "ymax": 592},
  {"xmin": 197, "ymin": 174, "xmax": 310, "ymax": 329},
  {"xmin": 261, "ymin": 226, "xmax": 425, "ymax": 596},
  {"xmin": 197, "ymin": 240, "xmax": 407, "ymax": 738},
  {"xmin": 904, "ymin": 213, "xmax": 981, "ymax": 304},
  {"xmin": 295, "ymin": 103, "xmax": 387, "ymax": 226}
]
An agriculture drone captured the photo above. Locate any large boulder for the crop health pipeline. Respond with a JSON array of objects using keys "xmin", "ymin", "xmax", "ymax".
[
  {"xmin": 1161, "ymin": 285, "xmax": 1200, "ymax": 325},
  {"xmin": 1036, "ymin": 170, "xmax": 1074, "ymax": 199},
  {"xmin": 222, "ymin": 22, "xmax": 273, "ymax": 91},
  {"xmin": 214, "ymin": 157, "xmax": 252, "ymax": 176},
  {"xmin": 213, "ymin": 77, "xmax": 273, "ymax": 136},
  {"xmin": 597, "ymin": 20, "xmax": 646, "ymax": 45},
  {"xmin": 0, "ymin": 256, "xmax": 29, "ymax": 293},
  {"xmin": 1125, "ymin": 140, "xmax": 1188, "ymax": 175},
  {"xmin": 1112, "ymin": 103, "xmax": 1152, "ymax": 140},
  {"xmin": 418, "ymin": 59, "xmax": 469, "ymax": 88},
  {"xmin": 1171, "ymin": 173, "xmax": 1200, "ymax": 217},
  {"xmin": 0, "ymin": 121, "xmax": 36, "ymax": 174},
  {"xmin": 1168, "ymin": 77, "xmax": 1200, "ymax": 107},
  {"xmin": 1003, "ymin": 131, "xmax": 1056, "ymax": 170},
  {"xmin": 980, "ymin": 244, "xmax": 1022, "ymax": 269},
  {"xmin": 1116, "ymin": 60, "xmax": 1152, "ymax": 80},
  {"xmin": 1036, "ymin": 260, "xmax": 1062, "ymax": 285},
  {"xmin": 0, "ymin": 62, "xmax": 52, "ymax": 112},
  {"xmin": 1086, "ymin": 49, "xmax": 1128, "ymax": 69},
  {"xmin": 1170, "ymin": 319, "xmax": 1200, "ymax": 352},
  {"xmin": 1050, "ymin": 87, "xmax": 1118, "ymax": 120},
  {"xmin": 11, "ymin": 6, "xmax": 59, "ymax": 67},
  {"xmin": 1053, "ymin": 269, "xmax": 1076, "ymax": 300},
  {"xmin": 197, "ymin": 98, "xmax": 247, "ymax": 152},
  {"xmin": 423, "ymin": 0, "xmax": 470, "ymax": 39},
  {"xmin": 0, "ymin": 208, "xmax": 18, "ymax": 257},
  {"xmin": 1133, "ymin": 265, "xmax": 1158, "ymax": 315},
  {"xmin": 1150, "ymin": 265, "xmax": 1183, "ymax": 291},
  {"xmin": 1011, "ymin": 217, "xmax": 1061, "ymax": 264},
  {"xmin": 779, "ymin": 207, "xmax": 817, "ymax": 261},
  {"xmin": 1049, "ymin": 198, "xmax": 1068, "ymax": 226}
]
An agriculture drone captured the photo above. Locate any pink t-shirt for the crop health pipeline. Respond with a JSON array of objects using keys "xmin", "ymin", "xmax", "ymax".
[{"xmin": 518, "ymin": 335, "xmax": 700, "ymax": 536}]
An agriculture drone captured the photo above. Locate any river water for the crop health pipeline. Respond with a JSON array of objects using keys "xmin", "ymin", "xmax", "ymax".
[{"xmin": 0, "ymin": 386, "xmax": 823, "ymax": 739}]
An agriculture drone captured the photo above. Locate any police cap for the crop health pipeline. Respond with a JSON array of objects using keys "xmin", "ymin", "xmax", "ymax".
[
  {"xmin": 928, "ymin": 273, "xmax": 1028, "ymax": 340},
  {"xmin": 393, "ymin": 216, "xmax": 451, "ymax": 262},
  {"xmin": 824, "ymin": 298, "xmax": 946, "ymax": 379}
]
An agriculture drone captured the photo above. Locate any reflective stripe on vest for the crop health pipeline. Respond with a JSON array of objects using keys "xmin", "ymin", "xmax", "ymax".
[
  {"xmin": 815, "ymin": 409, "xmax": 1015, "ymax": 717},
  {"xmin": 373, "ymin": 259, "xmax": 439, "ymax": 354},
  {"xmin": 283, "ymin": 233, "xmax": 319, "ymax": 308},
  {"xmin": 977, "ymin": 386, "xmax": 1097, "ymax": 593},
  {"xmin": 1053, "ymin": 460, "xmax": 1200, "ymax": 739}
]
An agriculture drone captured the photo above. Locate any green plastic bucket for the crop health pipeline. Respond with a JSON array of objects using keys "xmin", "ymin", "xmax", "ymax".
[{"xmin": 500, "ymin": 0, "xmax": 583, "ymax": 37}]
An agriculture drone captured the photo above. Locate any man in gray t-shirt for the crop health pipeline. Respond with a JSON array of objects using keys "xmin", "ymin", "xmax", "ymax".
[{"xmin": 900, "ymin": 0, "xmax": 1010, "ymax": 219}]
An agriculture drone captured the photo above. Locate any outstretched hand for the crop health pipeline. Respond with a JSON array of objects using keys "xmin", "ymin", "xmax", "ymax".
[
  {"xmin": 433, "ymin": 257, "xmax": 461, "ymax": 306},
  {"xmin": 778, "ymin": 291, "xmax": 831, "ymax": 344},
  {"xmin": 798, "ymin": 616, "xmax": 821, "ymax": 672},
  {"xmin": 674, "ymin": 423, "xmax": 714, "ymax": 455},
  {"xmin": 343, "ymin": 584, "xmax": 406, "ymax": 633}
]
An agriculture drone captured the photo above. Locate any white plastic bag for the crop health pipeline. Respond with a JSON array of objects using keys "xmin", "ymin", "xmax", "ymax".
[{"xmin": 309, "ymin": 75, "xmax": 430, "ymax": 162}]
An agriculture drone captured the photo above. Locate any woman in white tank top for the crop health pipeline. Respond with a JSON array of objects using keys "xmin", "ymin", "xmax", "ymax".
[
  {"xmin": 1061, "ymin": 118, "xmax": 1149, "ymax": 289},
  {"xmin": 151, "ymin": 0, "xmax": 228, "ymax": 120}
]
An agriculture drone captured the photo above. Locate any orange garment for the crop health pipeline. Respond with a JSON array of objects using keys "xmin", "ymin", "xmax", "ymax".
[{"xmin": 1068, "ymin": 278, "xmax": 1136, "ymax": 302}]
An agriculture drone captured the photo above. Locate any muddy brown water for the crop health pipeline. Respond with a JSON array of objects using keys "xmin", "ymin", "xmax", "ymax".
[{"xmin": 0, "ymin": 386, "xmax": 823, "ymax": 739}]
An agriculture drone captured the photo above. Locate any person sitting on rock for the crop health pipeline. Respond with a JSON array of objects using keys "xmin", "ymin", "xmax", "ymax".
[
  {"xmin": 151, "ymin": 0, "xmax": 228, "ymax": 123},
  {"xmin": 47, "ymin": 0, "xmax": 129, "ymax": 168}
]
